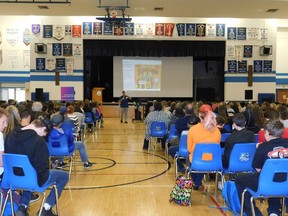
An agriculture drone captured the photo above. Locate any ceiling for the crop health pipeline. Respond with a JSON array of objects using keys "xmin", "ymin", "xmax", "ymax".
[{"xmin": 0, "ymin": 0, "xmax": 288, "ymax": 19}]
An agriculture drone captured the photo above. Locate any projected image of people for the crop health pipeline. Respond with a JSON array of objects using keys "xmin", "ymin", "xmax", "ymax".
[{"xmin": 135, "ymin": 65, "xmax": 161, "ymax": 90}]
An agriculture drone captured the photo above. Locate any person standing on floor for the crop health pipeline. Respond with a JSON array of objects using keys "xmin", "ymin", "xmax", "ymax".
[{"xmin": 119, "ymin": 90, "xmax": 132, "ymax": 123}]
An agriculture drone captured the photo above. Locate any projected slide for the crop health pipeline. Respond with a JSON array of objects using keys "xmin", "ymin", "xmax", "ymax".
[{"xmin": 123, "ymin": 59, "xmax": 161, "ymax": 91}]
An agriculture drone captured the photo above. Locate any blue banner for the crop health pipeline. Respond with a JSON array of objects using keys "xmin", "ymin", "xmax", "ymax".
[
  {"xmin": 228, "ymin": 60, "xmax": 237, "ymax": 73},
  {"xmin": 43, "ymin": 25, "xmax": 53, "ymax": 38},
  {"xmin": 63, "ymin": 43, "xmax": 73, "ymax": 56},
  {"xmin": 254, "ymin": 60, "xmax": 263, "ymax": 73},
  {"xmin": 238, "ymin": 60, "xmax": 247, "ymax": 73},
  {"xmin": 237, "ymin": 27, "xmax": 247, "ymax": 40},
  {"xmin": 243, "ymin": 45, "xmax": 253, "ymax": 58},
  {"xmin": 186, "ymin": 23, "xmax": 196, "ymax": 36},
  {"xmin": 36, "ymin": 58, "xmax": 46, "ymax": 71},
  {"xmin": 93, "ymin": 22, "xmax": 102, "ymax": 35},
  {"xmin": 104, "ymin": 22, "xmax": 113, "ymax": 35},
  {"xmin": 227, "ymin": 27, "xmax": 236, "ymax": 40},
  {"xmin": 216, "ymin": 24, "xmax": 225, "ymax": 37},
  {"xmin": 52, "ymin": 43, "xmax": 62, "ymax": 56},
  {"xmin": 263, "ymin": 60, "xmax": 272, "ymax": 73},
  {"xmin": 56, "ymin": 58, "xmax": 66, "ymax": 72},
  {"xmin": 176, "ymin": 23, "xmax": 185, "ymax": 36},
  {"xmin": 124, "ymin": 23, "xmax": 134, "ymax": 35},
  {"xmin": 83, "ymin": 22, "xmax": 92, "ymax": 35}
]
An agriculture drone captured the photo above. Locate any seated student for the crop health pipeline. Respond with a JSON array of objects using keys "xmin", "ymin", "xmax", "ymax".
[
  {"xmin": 235, "ymin": 120, "xmax": 288, "ymax": 216},
  {"xmin": 50, "ymin": 114, "xmax": 93, "ymax": 169},
  {"xmin": 222, "ymin": 113, "xmax": 255, "ymax": 168},
  {"xmin": 4, "ymin": 116, "xmax": 69, "ymax": 216}
]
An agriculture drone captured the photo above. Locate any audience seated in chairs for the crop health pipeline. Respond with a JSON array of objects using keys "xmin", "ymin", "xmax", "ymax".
[{"xmin": 50, "ymin": 114, "xmax": 93, "ymax": 169}]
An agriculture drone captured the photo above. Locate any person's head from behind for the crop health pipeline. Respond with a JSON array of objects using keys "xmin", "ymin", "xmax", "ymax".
[
  {"xmin": 199, "ymin": 104, "xmax": 217, "ymax": 131},
  {"xmin": 277, "ymin": 105, "xmax": 288, "ymax": 120},
  {"xmin": 122, "ymin": 90, "xmax": 126, "ymax": 96},
  {"xmin": 264, "ymin": 120, "xmax": 284, "ymax": 141},
  {"xmin": 4, "ymin": 105, "xmax": 20, "ymax": 137},
  {"xmin": 174, "ymin": 107, "xmax": 184, "ymax": 118},
  {"xmin": 0, "ymin": 108, "xmax": 8, "ymax": 132},
  {"xmin": 51, "ymin": 114, "xmax": 65, "ymax": 128},
  {"xmin": 184, "ymin": 103, "xmax": 194, "ymax": 116},
  {"xmin": 31, "ymin": 101, "xmax": 43, "ymax": 112},
  {"xmin": 188, "ymin": 115, "xmax": 200, "ymax": 128},
  {"xmin": 20, "ymin": 108, "xmax": 32, "ymax": 126},
  {"xmin": 216, "ymin": 116, "xmax": 227, "ymax": 128},
  {"xmin": 67, "ymin": 105, "xmax": 75, "ymax": 114},
  {"xmin": 33, "ymin": 116, "xmax": 53, "ymax": 137},
  {"xmin": 154, "ymin": 101, "xmax": 163, "ymax": 111},
  {"xmin": 232, "ymin": 113, "xmax": 246, "ymax": 130},
  {"xmin": 264, "ymin": 109, "xmax": 279, "ymax": 121}
]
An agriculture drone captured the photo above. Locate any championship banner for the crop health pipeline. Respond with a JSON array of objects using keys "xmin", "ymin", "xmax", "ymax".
[
  {"xmin": 36, "ymin": 58, "xmax": 46, "ymax": 71},
  {"xmin": 56, "ymin": 58, "xmax": 66, "ymax": 72},
  {"xmin": 52, "ymin": 43, "xmax": 62, "ymax": 56},
  {"xmin": 46, "ymin": 58, "xmax": 55, "ymax": 72},
  {"xmin": 247, "ymin": 28, "xmax": 259, "ymax": 40},
  {"xmin": 103, "ymin": 22, "xmax": 113, "ymax": 35},
  {"xmin": 260, "ymin": 28, "xmax": 268, "ymax": 40},
  {"xmin": 165, "ymin": 23, "xmax": 175, "ymax": 37},
  {"xmin": 65, "ymin": 25, "xmax": 72, "ymax": 35},
  {"xmin": 206, "ymin": 24, "xmax": 216, "ymax": 37},
  {"xmin": 135, "ymin": 23, "xmax": 144, "ymax": 36},
  {"xmin": 186, "ymin": 23, "xmax": 196, "ymax": 36},
  {"xmin": 216, "ymin": 24, "xmax": 225, "ymax": 37},
  {"xmin": 66, "ymin": 58, "xmax": 74, "ymax": 75},
  {"xmin": 227, "ymin": 27, "xmax": 236, "ymax": 40},
  {"xmin": 53, "ymin": 25, "xmax": 65, "ymax": 41},
  {"xmin": 61, "ymin": 87, "xmax": 74, "ymax": 102},
  {"xmin": 32, "ymin": 24, "xmax": 41, "ymax": 35},
  {"xmin": 23, "ymin": 28, "xmax": 30, "ymax": 46},
  {"xmin": 8, "ymin": 50, "xmax": 18, "ymax": 68},
  {"xmin": 237, "ymin": 27, "xmax": 247, "ymax": 40},
  {"xmin": 72, "ymin": 25, "xmax": 82, "ymax": 38},
  {"xmin": 236, "ymin": 45, "xmax": 243, "ymax": 62},
  {"xmin": 83, "ymin": 22, "xmax": 92, "ymax": 35},
  {"xmin": 113, "ymin": 26, "xmax": 124, "ymax": 36},
  {"xmin": 155, "ymin": 23, "xmax": 164, "ymax": 36},
  {"xmin": 6, "ymin": 28, "xmax": 19, "ymax": 46},
  {"xmin": 73, "ymin": 44, "xmax": 82, "ymax": 56},
  {"xmin": 196, "ymin": 23, "xmax": 206, "ymax": 37},
  {"xmin": 238, "ymin": 60, "xmax": 247, "ymax": 73},
  {"xmin": 228, "ymin": 60, "xmax": 237, "ymax": 73},
  {"xmin": 63, "ymin": 43, "xmax": 73, "ymax": 56},
  {"xmin": 243, "ymin": 45, "xmax": 253, "ymax": 58},
  {"xmin": 263, "ymin": 60, "xmax": 272, "ymax": 73},
  {"xmin": 0, "ymin": 50, "xmax": 2, "ymax": 65},
  {"xmin": 145, "ymin": 23, "xmax": 154, "ymax": 36},
  {"xmin": 93, "ymin": 22, "xmax": 103, "ymax": 35},
  {"xmin": 176, "ymin": 23, "xmax": 185, "ymax": 36},
  {"xmin": 254, "ymin": 60, "xmax": 263, "ymax": 73},
  {"xmin": 227, "ymin": 45, "xmax": 235, "ymax": 58},
  {"xmin": 23, "ymin": 50, "xmax": 30, "ymax": 68},
  {"xmin": 43, "ymin": 25, "xmax": 53, "ymax": 38},
  {"xmin": 124, "ymin": 23, "xmax": 134, "ymax": 36}
]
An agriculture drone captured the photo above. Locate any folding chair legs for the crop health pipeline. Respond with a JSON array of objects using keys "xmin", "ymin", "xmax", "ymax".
[{"xmin": 1, "ymin": 189, "xmax": 13, "ymax": 216}]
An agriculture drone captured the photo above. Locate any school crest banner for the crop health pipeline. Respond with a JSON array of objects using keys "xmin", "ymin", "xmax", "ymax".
[
  {"xmin": 113, "ymin": 26, "xmax": 124, "ymax": 36},
  {"xmin": 145, "ymin": 23, "xmax": 154, "ymax": 36},
  {"xmin": 155, "ymin": 23, "xmax": 164, "ymax": 36},
  {"xmin": 36, "ymin": 58, "xmax": 46, "ymax": 71},
  {"xmin": 124, "ymin": 23, "xmax": 134, "ymax": 36},
  {"xmin": 52, "ymin": 43, "xmax": 62, "ymax": 56},
  {"xmin": 196, "ymin": 23, "xmax": 206, "ymax": 37},
  {"xmin": 66, "ymin": 58, "xmax": 74, "ymax": 75},
  {"xmin": 73, "ymin": 44, "xmax": 82, "ymax": 56},
  {"xmin": 56, "ymin": 58, "xmax": 66, "ymax": 72},
  {"xmin": 6, "ymin": 28, "xmax": 19, "ymax": 46},
  {"xmin": 23, "ymin": 28, "xmax": 30, "ymax": 46},
  {"xmin": 53, "ymin": 25, "xmax": 65, "ymax": 41},
  {"xmin": 165, "ymin": 23, "xmax": 175, "ymax": 37},
  {"xmin": 186, "ymin": 24, "xmax": 196, "ymax": 36},
  {"xmin": 206, "ymin": 24, "xmax": 216, "ymax": 37},
  {"xmin": 216, "ymin": 24, "xmax": 225, "ymax": 37},
  {"xmin": 103, "ymin": 22, "xmax": 113, "ymax": 35},
  {"xmin": 83, "ymin": 22, "xmax": 92, "ymax": 35},
  {"xmin": 43, "ymin": 25, "xmax": 53, "ymax": 38},
  {"xmin": 46, "ymin": 58, "xmax": 55, "ymax": 72},
  {"xmin": 176, "ymin": 23, "xmax": 185, "ymax": 37},
  {"xmin": 135, "ymin": 23, "xmax": 144, "ymax": 36},
  {"xmin": 32, "ymin": 24, "xmax": 41, "ymax": 35},
  {"xmin": 227, "ymin": 27, "xmax": 236, "ymax": 40},
  {"xmin": 72, "ymin": 25, "xmax": 82, "ymax": 38},
  {"xmin": 93, "ymin": 22, "xmax": 103, "ymax": 35},
  {"xmin": 63, "ymin": 43, "xmax": 73, "ymax": 56}
]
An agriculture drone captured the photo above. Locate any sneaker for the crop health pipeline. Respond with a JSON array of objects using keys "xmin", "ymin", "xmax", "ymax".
[
  {"xmin": 125, "ymin": 121, "xmax": 128, "ymax": 123},
  {"xmin": 30, "ymin": 193, "xmax": 40, "ymax": 203},
  {"xmin": 84, "ymin": 161, "xmax": 93, "ymax": 169},
  {"xmin": 56, "ymin": 162, "xmax": 67, "ymax": 169},
  {"xmin": 192, "ymin": 183, "xmax": 199, "ymax": 190},
  {"xmin": 40, "ymin": 208, "xmax": 57, "ymax": 216},
  {"xmin": 15, "ymin": 205, "xmax": 29, "ymax": 216}
]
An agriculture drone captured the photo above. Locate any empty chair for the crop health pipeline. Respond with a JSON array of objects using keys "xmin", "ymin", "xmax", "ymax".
[
  {"xmin": 1, "ymin": 153, "xmax": 59, "ymax": 216},
  {"xmin": 149, "ymin": 121, "xmax": 167, "ymax": 153},
  {"xmin": 174, "ymin": 130, "xmax": 189, "ymax": 179},
  {"xmin": 240, "ymin": 159, "xmax": 288, "ymax": 216},
  {"xmin": 165, "ymin": 124, "xmax": 178, "ymax": 159}
]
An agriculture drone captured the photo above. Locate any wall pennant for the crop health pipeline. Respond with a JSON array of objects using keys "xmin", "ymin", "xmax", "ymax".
[
  {"xmin": 6, "ymin": 28, "xmax": 19, "ymax": 46},
  {"xmin": 165, "ymin": 23, "xmax": 175, "ymax": 37},
  {"xmin": 43, "ymin": 25, "xmax": 53, "ymax": 38},
  {"xmin": 53, "ymin": 25, "xmax": 65, "ymax": 41},
  {"xmin": 46, "ymin": 58, "xmax": 56, "ymax": 72},
  {"xmin": 32, "ymin": 24, "xmax": 41, "ymax": 35},
  {"xmin": 23, "ymin": 28, "xmax": 30, "ymax": 46},
  {"xmin": 155, "ymin": 23, "xmax": 164, "ymax": 36},
  {"xmin": 72, "ymin": 25, "xmax": 82, "ymax": 38}
]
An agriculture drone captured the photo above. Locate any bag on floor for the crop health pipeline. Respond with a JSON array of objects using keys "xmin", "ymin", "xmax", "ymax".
[
  {"xmin": 222, "ymin": 180, "xmax": 241, "ymax": 216},
  {"xmin": 169, "ymin": 175, "xmax": 192, "ymax": 206}
]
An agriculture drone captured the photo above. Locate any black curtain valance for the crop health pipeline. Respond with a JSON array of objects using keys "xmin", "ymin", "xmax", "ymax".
[{"xmin": 84, "ymin": 40, "xmax": 225, "ymax": 57}]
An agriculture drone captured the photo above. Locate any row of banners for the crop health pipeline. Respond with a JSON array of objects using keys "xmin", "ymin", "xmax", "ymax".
[
  {"xmin": 36, "ymin": 57, "xmax": 74, "ymax": 75},
  {"xmin": 227, "ymin": 60, "xmax": 273, "ymax": 73}
]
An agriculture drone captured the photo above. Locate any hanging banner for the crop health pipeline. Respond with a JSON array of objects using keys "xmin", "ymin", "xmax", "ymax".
[
  {"xmin": 0, "ymin": 50, "xmax": 2, "ymax": 65},
  {"xmin": 260, "ymin": 28, "xmax": 268, "ymax": 40},
  {"xmin": 113, "ymin": 26, "xmax": 124, "ymax": 36},
  {"xmin": 186, "ymin": 23, "xmax": 196, "ymax": 36},
  {"xmin": 66, "ymin": 58, "xmax": 74, "ymax": 75},
  {"xmin": 124, "ymin": 23, "xmax": 134, "ymax": 36},
  {"xmin": 65, "ymin": 25, "xmax": 72, "ymax": 35},
  {"xmin": 73, "ymin": 44, "xmax": 82, "ymax": 56},
  {"xmin": 53, "ymin": 25, "xmax": 65, "ymax": 41},
  {"xmin": 52, "ymin": 43, "xmax": 62, "ymax": 56},
  {"xmin": 83, "ymin": 22, "xmax": 92, "ymax": 35},
  {"xmin": 238, "ymin": 60, "xmax": 247, "ymax": 73},
  {"xmin": 56, "ymin": 58, "xmax": 66, "ymax": 72},
  {"xmin": 23, "ymin": 50, "xmax": 30, "ymax": 68},
  {"xmin": 93, "ymin": 22, "xmax": 103, "ymax": 35},
  {"xmin": 43, "ymin": 25, "xmax": 53, "ymax": 38},
  {"xmin": 135, "ymin": 23, "xmax": 144, "ymax": 36},
  {"xmin": 32, "ymin": 24, "xmax": 41, "ymax": 35},
  {"xmin": 46, "ymin": 58, "xmax": 55, "ymax": 72},
  {"xmin": 243, "ymin": 45, "xmax": 253, "ymax": 58},
  {"xmin": 176, "ymin": 23, "xmax": 185, "ymax": 37},
  {"xmin": 103, "ymin": 22, "xmax": 113, "ymax": 35},
  {"xmin": 216, "ymin": 24, "xmax": 225, "ymax": 37},
  {"xmin": 196, "ymin": 23, "xmax": 206, "ymax": 37},
  {"xmin": 165, "ymin": 23, "xmax": 175, "ymax": 37},
  {"xmin": 237, "ymin": 27, "xmax": 247, "ymax": 40},
  {"xmin": 263, "ymin": 60, "xmax": 272, "ymax": 73},
  {"xmin": 145, "ymin": 23, "xmax": 154, "ymax": 36},
  {"xmin": 23, "ymin": 28, "xmax": 30, "ymax": 46},
  {"xmin": 155, "ymin": 23, "xmax": 164, "ymax": 36},
  {"xmin": 61, "ymin": 87, "xmax": 74, "ymax": 102},
  {"xmin": 228, "ymin": 60, "xmax": 237, "ymax": 73},
  {"xmin": 6, "ymin": 28, "xmax": 19, "ymax": 46},
  {"xmin": 63, "ymin": 43, "xmax": 73, "ymax": 56},
  {"xmin": 227, "ymin": 45, "xmax": 235, "ymax": 58},
  {"xmin": 254, "ymin": 60, "xmax": 263, "ymax": 73},
  {"xmin": 227, "ymin": 27, "xmax": 236, "ymax": 40},
  {"xmin": 36, "ymin": 58, "xmax": 46, "ymax": 71},
  {"xmin": 206, "ymin": 24, "xmax": 216, "ymax": 37},
  {"xmin": 72, "ymin": 25, "xmax": 82, "ymax": 38},
  {"xmin": 8, "ymin": 50, "xmax": 18, "ymax": 68},
  {"xmin": 247, "ymin": 28, "xmax": 259, "ymax": 40}
]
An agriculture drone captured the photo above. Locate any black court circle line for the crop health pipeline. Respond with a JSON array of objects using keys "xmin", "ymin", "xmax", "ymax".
[{"xmin": 63, "ymin": 149, "xmax": 171, "ymax": 190}]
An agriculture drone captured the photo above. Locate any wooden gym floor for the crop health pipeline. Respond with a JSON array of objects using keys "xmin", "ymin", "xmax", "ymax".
[{"xmin": 28, "ymin": 118, "xmax": 271, "ymax": 216}]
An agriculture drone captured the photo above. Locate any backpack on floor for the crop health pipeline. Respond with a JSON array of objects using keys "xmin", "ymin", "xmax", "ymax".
[
  {"xmin": 169, "ymin": 175, "xmax": 193, "ymax": 206},
  {"xmin": 222, "ymin": 180, "xmax": 241, "ymax": 216}
]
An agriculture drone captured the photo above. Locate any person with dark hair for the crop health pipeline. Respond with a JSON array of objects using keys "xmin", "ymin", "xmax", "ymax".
[
  {"xmin": 278, "ymin": 104, "xmax": 288, "ymax": 128},
  {"xmin": 118, "ymin": 90, "xmax": 132, "ymax": 123},
  {"xmin": 235, "ymin": 120, "xmax": 288, "ymax": 216},
  {"xmin": 142, "ymin": 101, "xmax": 170, "ymax": 150},
  {"xmin": 20, "ymin": 108, "xmax": 32, "ymax": 127},
  {"xmin": 4, "ymin": 117, "xmax": 69, "ymax": 216},
  {"xmin": 222, "ymin": 113, "xmax": 255, "ymax": 168}
]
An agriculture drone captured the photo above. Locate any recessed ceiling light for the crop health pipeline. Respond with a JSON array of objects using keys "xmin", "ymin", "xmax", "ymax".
[
  {"xmin": 266, "ymin": 9, "xmax": 278, "ymax": 13},
  {"xmin": 154, "ymin": 7, "xmax": 164, "ymax": 11},
  {"xmin": 38, "ymin": 5, "xmax": 49, "ymax": 9}
]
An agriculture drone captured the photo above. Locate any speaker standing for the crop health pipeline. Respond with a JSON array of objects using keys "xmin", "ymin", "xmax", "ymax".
[{"xmin": 118, "ymin": 90, "xmax": 132, "ymax": 123}]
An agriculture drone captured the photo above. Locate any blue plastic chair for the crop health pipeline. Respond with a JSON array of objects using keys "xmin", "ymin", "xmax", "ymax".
[
  {"xmin": 84, "ymin": 112, "xmax": 95, "ymax": 132},
  {"xmin": 240, "ymin": 159, "xmax": 288, "ymax": 216},
  {"xmin": 221, "ymin": 133, "xmax": 231, "ymax": 142},
  {"xmin": 94, "ymin": 110, "xmax": 102, "ymax": 129},
  {"xmin": 165, "ymin": 124, "xmax": 178, "ymax": 159},
  {"xmin": 254, "ymin": 133, "xmax": 258, "ymax": 143},
  {"xmin": 47, "ymin": 135, "xmax": 75, "ymax": 179},
  {"xmin": 149, "ymin": 121, "xmax": 167, "ymax": 153},
  {"xmin": 223, "ymin": 124, "xmax": 232, "ymax": 133},
  {"xmin": 223, "ymin": 143, "xmax": 257, "ymax": 175},
  {"xmin": 1, "ymin": 153, "xmax": 59, "ymax": 216},
  {"xmin": 174, "ymin": 130, "xmax": 189, "ymax": 179},
  {"xmin": 187, "ymin": 143, "xmax": 223, "ymax": 196}
]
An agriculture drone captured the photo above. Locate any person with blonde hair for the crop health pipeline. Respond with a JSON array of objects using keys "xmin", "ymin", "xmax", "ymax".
[
  {"xmin": 187, "ymin": 104, "xmax": 221, "ymax": 190},
  {"xmin": 3, "ymin": 105, "xmax": 21, "ymax": 138},
  {"xmin": 0, "ymin": 107, "xmax": 8, "ymax": 179}
]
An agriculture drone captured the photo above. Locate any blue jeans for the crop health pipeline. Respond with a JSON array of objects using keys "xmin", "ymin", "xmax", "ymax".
[
  {"xmin": 20, "ymin": 170, "xmax": 68, "ymax": 207},
  {"xmin": 168, "ymin": 145, "xmax": 185, "ymax": 171},
  {"xmin": 59, "ymin": 141, "xmax": 88, "ymax": 163},
  {"xmin": 186, "ymin": 159, "xmax": 204, "ymax": 187}
]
